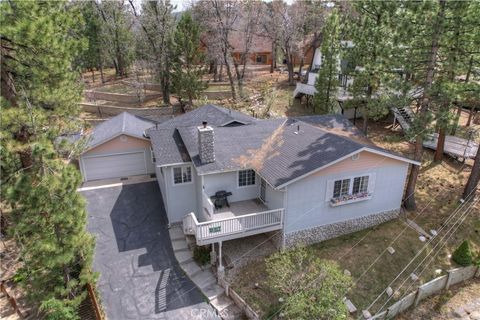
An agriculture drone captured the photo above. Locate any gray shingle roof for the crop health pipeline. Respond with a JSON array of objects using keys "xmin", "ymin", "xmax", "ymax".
[
  {"xmin": 147, "ymin": 104, "xmax": 255, "ymax": 166},
  {"xmin": 86, "ymin": 112, "xmax": 156, "ymax": 150},
  {"xmin": 148, "ymin": 105, "xmax": 417, "ymax": 188}
]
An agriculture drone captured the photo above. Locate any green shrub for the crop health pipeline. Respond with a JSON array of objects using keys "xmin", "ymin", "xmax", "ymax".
[
  {"xmin": 193, "ymin": 246, "xmax": 210, "ymax": 266},
  {"xmin": 452, "ymin": 240, "xmax": 474, "ymax": 266},
  {"xmin": 266, "ymin": 246, "xmax": 351, "ymax": 320}
]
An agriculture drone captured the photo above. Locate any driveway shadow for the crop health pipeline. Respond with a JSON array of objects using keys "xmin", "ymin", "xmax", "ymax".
[{"xmin": 83, "ymin": 181, "xmax": 207, "ymax": 319}]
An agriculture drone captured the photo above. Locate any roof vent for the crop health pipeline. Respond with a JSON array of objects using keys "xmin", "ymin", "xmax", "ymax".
[{"xmin": 198, "ymin": 122, "xmax": 215, "ymax": 164}]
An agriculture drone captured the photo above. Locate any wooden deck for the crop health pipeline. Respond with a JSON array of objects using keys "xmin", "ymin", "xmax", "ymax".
[
  {"xmin": 183, "ymin": 200, "xmax": 284, "ymax": 246},
  {"xmin": 210, "ymin": 199, "xmax": 268, "ymax": 220},
  {"xmin": 423, "ymin": 133, "xmax": 478, "ymax": 159}
]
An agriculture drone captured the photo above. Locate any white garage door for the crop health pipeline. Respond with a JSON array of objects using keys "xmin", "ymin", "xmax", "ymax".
[{"xmin": 82, "ymin": 151, "xmax": 147, "ymax": 181}]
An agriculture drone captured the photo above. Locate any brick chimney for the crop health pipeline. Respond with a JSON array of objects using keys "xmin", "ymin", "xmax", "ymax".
[{"xmin": 198, "ymin": 121, "xmax": 215, "ymax": 164}]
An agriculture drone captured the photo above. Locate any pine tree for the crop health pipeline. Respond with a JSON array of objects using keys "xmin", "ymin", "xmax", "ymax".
[
  {"xmin": 397, "ymin": 0, "xmax": 448, "ymax": 211},
  {"xmin": 346, "ymin": 1, "xmax": 397, "ymax": 135},
  {"xmin": 171, "ymin": 12, "xmax": 207, "ymax": 108},
  {"xmin": 312, "ymin": 10, "xmax": 340, "ymax": 115},
  {"xmin": 451, "ymin": 240, "xmax": 474, "ymax": 267},
  {"xmin": 1, "ymin": 1, "xmax": 94, "ymax": 318}
]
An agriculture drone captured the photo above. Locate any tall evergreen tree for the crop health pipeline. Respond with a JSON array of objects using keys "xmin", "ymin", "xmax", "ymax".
[
  {"xmin": 346, "ymin": 1, "xmax": 396, "ymax": 135},
  {"xmin": 171, "ymin": 12, "xmax": 207, "ymax": 108},
  {"xmin": 398, "ymin": 0, "xmax": 448, "ymax": 210},
  {"xmin": 1, "ymin": 1, "xmax": 94, "ymax": 318},
  {"xmin": 312, "ymin": 10, "xmax": 340, "ymax": 114}
]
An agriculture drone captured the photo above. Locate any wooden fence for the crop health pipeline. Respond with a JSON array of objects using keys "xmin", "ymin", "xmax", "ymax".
[{"xmin": 368, "ymin": 265, "xmax": 480, "ymax": 319}]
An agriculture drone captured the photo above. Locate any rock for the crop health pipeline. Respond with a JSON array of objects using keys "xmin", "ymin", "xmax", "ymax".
[
  {"xmin": 344, "ymin": 298, "xmax": 357, "ymax": 313},
  {"xmin": 464, "ymin": 303, "xmax": 477, "ymax": 314},
  {"xmin": 419, "ymin": 235, "xmax": 427, "ymax": 242},
  {"xmin": 387, "ymin": 246, "xmax": 395, "ymax": 255},
  {"xmin": 470, "ymin": 311, "xmax": 480, "ymax": 320},
  {"xmin": 430, "ymin": 229, "xmax": 438, "ymax": 236},
  {"xmin": 362, "ymin": 310, "xmax": 372, "ymax": 319},
  {"xmin": 386, "ymin": 287, "xmax": 393, "ymax": 297},
  {"xmin": 453, "ymin": 308, "xmax": 468, "ymax": 318},
  {"xmin": 410, "ymin": 273, "xmax": 419, "ymax": 281},
  {"xmin": 435, "ymin": 269, "xmax": 442, "ymax": 275},
  {"xmin": 344, "ymin": 269, "xmax": 352, "ymax": 277}
]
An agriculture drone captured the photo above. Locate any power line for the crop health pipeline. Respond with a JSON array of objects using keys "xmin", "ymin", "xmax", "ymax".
[{"xmin": 363, "ymin": 193, "xmax": 478, "ymax": 317}]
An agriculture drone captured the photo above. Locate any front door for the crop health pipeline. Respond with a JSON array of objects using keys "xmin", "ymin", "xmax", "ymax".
[{"xmin": 260, "ymin": 178, "xmax": 266, "ymax": 203}]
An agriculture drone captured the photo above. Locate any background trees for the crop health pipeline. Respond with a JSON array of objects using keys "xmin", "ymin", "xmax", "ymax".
[
  {"xmin": 1, "ymin": 1, "xmax": 94, "ymax": 318},
  {"xmin": 312, "ymin": 10, "xmax": 340, "ymax": 115},
  {"xmin": 171, "ymin": 12, "xmax": 207, "ymax": 109}
]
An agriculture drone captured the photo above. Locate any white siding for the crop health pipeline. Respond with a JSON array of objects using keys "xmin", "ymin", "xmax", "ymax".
[
  {"xmin": 161, "ymin": 164, "xmax": 198, "ymax": 224},
  {"xmin": 284, "ymin": 161, "xmax": 409, "ymax": 234},
  {"xmin": 263, "ymin": 182, "xmax": 285, "ymax": 210},
  {"xmin": 203, "ymin": 171, "xmax": 259, "ymax": 202},
  {"xmin": 155, "ymin": 166, "xmax": 168, "ymax": 215}
]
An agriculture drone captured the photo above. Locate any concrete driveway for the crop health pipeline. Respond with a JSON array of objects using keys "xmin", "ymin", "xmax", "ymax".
[{"xmin": 82, "ymin": 181, "xmax": 218, "ymax": 320}]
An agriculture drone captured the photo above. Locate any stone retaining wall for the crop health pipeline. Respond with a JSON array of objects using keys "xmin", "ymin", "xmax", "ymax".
[
  {"xmin": 80, "ymin": 103, "xmax": 173, "ymax": 118},
  {"xmin": 284, "ymin": 209, "xmax": 400, "ymax": 248}
]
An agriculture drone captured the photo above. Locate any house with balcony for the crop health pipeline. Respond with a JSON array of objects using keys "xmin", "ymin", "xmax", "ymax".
[
  {"xmin": 293, "ymin": 41, "xmax": 361, "ymax": 119},
  {"xmin": 146, "ymin": 104, "xmax": 419, "ymax": 274}
]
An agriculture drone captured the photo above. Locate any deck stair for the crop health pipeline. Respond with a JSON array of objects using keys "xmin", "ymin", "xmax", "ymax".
[
  {"xmin": 391, "ymin": 105, "xmax": 415, "ymax": 131},
  {"xmin": 391, "ymin": 105, "xmax": 479, "ymax": 160},
  {"xmin": 168, "ymin": 225, "xmax": 244, "ymax": 319}
]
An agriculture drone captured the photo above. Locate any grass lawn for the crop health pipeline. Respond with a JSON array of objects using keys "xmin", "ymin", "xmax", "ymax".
[{"xmin": 231, "ymin": 117, "xmax": 480, "ymax": 318}]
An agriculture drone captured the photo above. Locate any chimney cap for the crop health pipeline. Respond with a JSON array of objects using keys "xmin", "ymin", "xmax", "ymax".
[{"xmin": 202, "ymin": 121, "xmax": 208, "ymax": 128}]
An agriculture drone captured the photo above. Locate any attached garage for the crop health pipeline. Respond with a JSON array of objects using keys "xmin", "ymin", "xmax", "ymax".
[
  {"xmin": 79, "ymin": 112, "xmax": 157, "ymax": 182},
  {"xmin": 82, "ymin": 151, "xmax": 148, "ymax": 181}
]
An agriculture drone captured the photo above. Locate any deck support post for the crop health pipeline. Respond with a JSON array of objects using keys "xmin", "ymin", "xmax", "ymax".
[
  {"xmin": 217, "ymin": 241, "xmax": 225, "ymax": 282},
  {"xmin": 210, "ymin": 243, "xmax": 216, "ymax": 266}
]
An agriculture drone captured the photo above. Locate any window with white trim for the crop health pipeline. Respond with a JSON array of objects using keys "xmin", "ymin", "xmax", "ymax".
[
  {"xmin": 352, "ymin": 175, "xmax": 369, "ymax": 194},
  {"xmin": 150, "ymin": 147, "xmax": 156, "ymax": 163},
  {"xmin": 238, "ymin": 169, "xmax": 256, "ymax": 187},
  {"xmin": 173, "ymin": 166, "xmax": 192, "ymax": 184},
  {"xmin": 333, "ymin": 179, "xmax": 350, "ymax": 198}
]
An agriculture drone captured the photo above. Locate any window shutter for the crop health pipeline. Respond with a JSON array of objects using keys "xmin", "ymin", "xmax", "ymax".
[
  {"xmin": 368, "ymin": 172, "xmax": 377, "ymax": 195},
  {"xmin": 325, "ymin": 179, "xmax": 334, "ymax": 202}
]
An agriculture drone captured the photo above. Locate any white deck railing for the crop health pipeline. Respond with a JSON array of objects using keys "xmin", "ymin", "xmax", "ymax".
[
  {"xmin": 202, "ymin": 191, "xmax": 215, "ymax": 218},
  {"xmin": 182, "ymin": 208, "xmax": 284, "ymax": 245}
]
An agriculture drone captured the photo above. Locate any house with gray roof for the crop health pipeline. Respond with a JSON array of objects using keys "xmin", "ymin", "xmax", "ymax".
[
  {"xmin": 79, "ymin": 105, "xmax": 419, "ymax": 274},
  {"xmin": 142, "ymin": 105, "xmax": 420, "ymax": 274},
  {"xmin": 78, "ymin": 112, "xmax": 159, "ymax": 181}
]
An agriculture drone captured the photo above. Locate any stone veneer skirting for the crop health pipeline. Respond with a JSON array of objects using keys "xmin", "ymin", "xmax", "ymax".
[{"xmin": 284, "ymin": 209, "xmax": 400, "ymax": 248}]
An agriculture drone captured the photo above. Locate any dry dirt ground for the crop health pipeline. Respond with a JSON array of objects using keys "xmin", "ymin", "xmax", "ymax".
[{"xmin": 397, "ymin": 278, "xmax": 480, "ymax": 320}]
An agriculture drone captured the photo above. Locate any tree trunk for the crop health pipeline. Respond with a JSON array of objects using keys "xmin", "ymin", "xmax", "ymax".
[
  {"xmin": 462, "ymin": 145, "xmax": 480, "ymax": 200},
  {"xmin": 219, "ymin": 64, "xmax": 223, "ymax": 82},
  {"xmin": 404, "ymin": 136, "xmax": 423, "ymax": 210},
  {"xmin": 99, "ymin": 64, "xmax": 105, "ymax": 84},
  {"xmin": 233, "ymin": 61, "xmax": 243, "ymax": 98},
  {"xmin": 466, "ymin": 105, "xmax": 475, "ymax": 126},
  {"xmin": 286, "ymin": 52, "xmax": 295, "ymax": 86},
  {"xmin": 434, "ymin": 127, "xmax": 446, "ymax": 161},
  {"xmin": 451, "ymin": 104, "xmax": 463, "ymax": 135},
  {"xmin": 270, "ymin": 42, "xmax": 275, "ymax": 73},
  {"xmin": 91, "ymin": 69, "xmax": 95, "ymax": 83},
  {"xmin": 404, "ymin": 0, "xmax": 446, "ymax": 211},
  {"xmin": 223, "ymin": 53, "xmax": 236, "ymax": 100},
  {"xmin": 297, "ymin": 58, "xmax": 304, "ymax": 81},
  {"xmin": 209, "ymin": 61, "xmax": 215, "ymax": 74}
]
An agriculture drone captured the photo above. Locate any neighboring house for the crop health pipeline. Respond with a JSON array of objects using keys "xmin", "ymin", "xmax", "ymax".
[
  {"xmin": 79, "ymin": 112, "xmax": 158, "ymax": 181},
  {"xmin": 293, "ymin": 41, "xmax": 361, "ymax": 119},
  {"xmin": 228, "ymin": 31, "xmax": 273, "ymax": 65},
  {"xmin": 143, "ymin": 105, "xmax": 419, "ymax": 274}
]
